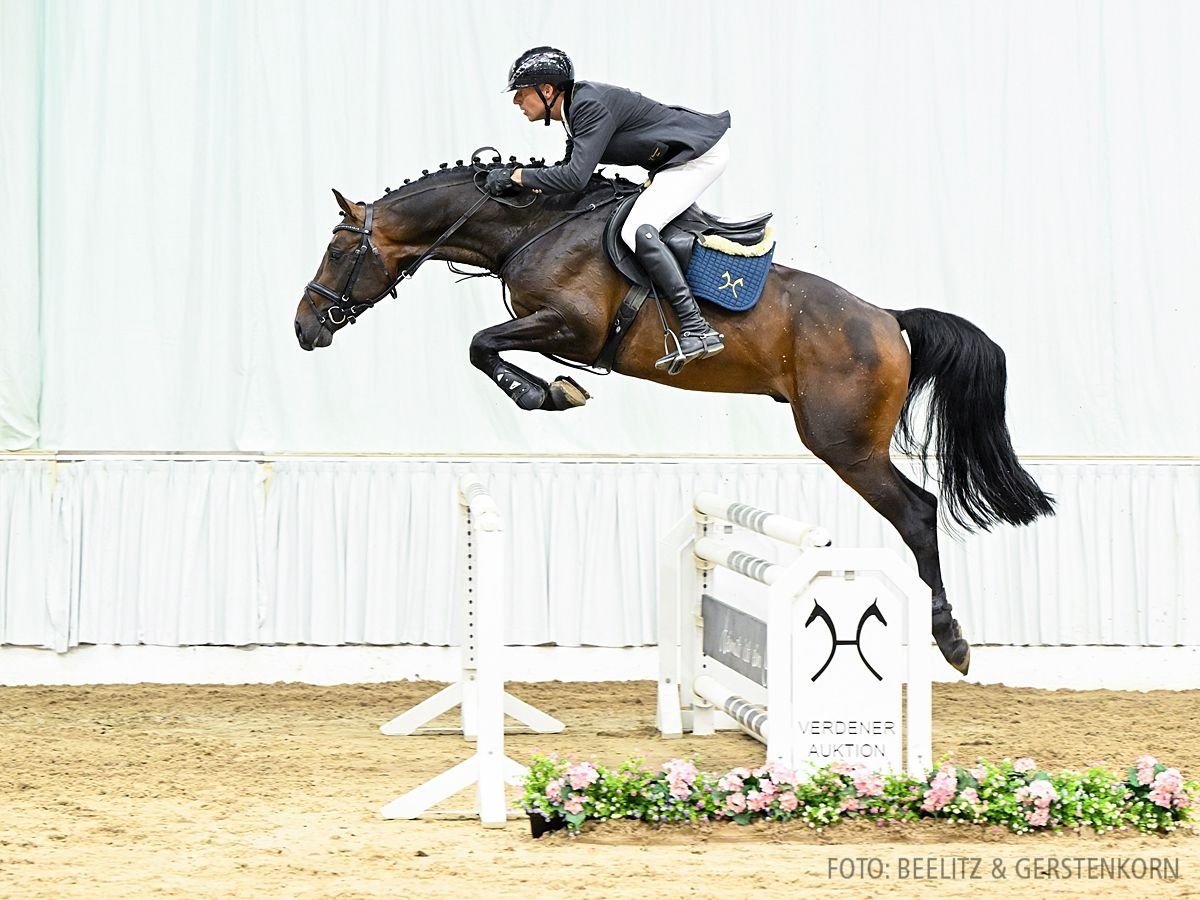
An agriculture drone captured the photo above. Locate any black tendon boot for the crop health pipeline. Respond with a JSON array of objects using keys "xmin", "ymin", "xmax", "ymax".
[{"xmin": 633, "ymin": 225, "xmax": 724, "ymax": 374}]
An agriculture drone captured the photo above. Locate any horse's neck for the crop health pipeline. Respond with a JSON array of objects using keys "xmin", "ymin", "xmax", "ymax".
[
  {"xmin": 424, "ymin": 200, "xmax": 575, "ymax": 274},
  {"xmin": 380, "ymin": 183, "xmax": 596, "ymax": 274}
]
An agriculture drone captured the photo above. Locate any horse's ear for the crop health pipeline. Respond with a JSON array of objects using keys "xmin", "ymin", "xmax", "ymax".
[{"xmin": 332, "ymin": 188, "xmax": 361, "ymax": 219}]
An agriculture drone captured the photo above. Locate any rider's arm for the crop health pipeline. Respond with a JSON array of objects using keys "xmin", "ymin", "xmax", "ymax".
[{"xmin": 518, "ymin": 97, "xmax": 614, "ymax": 193}]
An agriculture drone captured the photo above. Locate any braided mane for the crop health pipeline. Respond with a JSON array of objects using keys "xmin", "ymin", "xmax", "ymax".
[{"xmin": 380, "ymin": 153, "xmax": 637, "ymax": 208}]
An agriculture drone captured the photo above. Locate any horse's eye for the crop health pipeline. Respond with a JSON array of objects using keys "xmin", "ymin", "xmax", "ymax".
[{"xmin": 329, "ymin": 249, "xmax": 344, "ymax": 261}]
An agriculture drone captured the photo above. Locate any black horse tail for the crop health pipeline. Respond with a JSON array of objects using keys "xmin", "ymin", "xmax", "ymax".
[{"xmin": 891, "ymin": 307, "xmax": 1055, "ymax": 531}]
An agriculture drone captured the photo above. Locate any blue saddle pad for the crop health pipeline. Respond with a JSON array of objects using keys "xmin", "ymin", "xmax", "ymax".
[{"xmin": 686, "ymin": 241, "xmax": 775, "ymax": 311}]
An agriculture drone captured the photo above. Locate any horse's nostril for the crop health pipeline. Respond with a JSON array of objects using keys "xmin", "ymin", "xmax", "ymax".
[{"xmin": 295, "ymin": 320, "xmax": 303, "ymax": 339}]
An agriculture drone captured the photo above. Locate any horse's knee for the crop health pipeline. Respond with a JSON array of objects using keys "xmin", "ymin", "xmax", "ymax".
[{"xmin": 468, "ymin": 330, "xmax": 497, "ymax": 370}]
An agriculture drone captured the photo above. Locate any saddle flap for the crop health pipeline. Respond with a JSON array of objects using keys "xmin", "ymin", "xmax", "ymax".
[{"xmin": 603, "ymin": 192, "xmax": 650, "ymax": 288}]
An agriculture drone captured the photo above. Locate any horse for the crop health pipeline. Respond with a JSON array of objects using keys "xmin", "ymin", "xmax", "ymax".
[{"xmin": 294, "ymin": 156, "xmax": 1055, "ymax": 675}]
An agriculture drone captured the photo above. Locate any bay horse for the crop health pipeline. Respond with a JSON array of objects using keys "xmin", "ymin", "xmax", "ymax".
[{"xmin": 294, "ymin": 157, "xmax": 1055, "ymax": 675}]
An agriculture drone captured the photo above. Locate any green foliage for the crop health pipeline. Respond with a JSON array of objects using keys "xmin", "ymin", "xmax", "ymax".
[{"xmin": 521, "ymin": 753, "xmax": 1197, "ymax": 837}]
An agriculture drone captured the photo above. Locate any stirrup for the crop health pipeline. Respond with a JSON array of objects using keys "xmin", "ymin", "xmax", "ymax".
[{"xmin": 654, "ymin": 329, "xmax": 724, "ymax": 375}]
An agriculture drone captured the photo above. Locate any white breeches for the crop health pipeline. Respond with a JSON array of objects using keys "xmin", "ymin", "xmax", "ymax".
[{"xmin": 620, "ymin": 133, "xmax": 730, "ymax": 251}]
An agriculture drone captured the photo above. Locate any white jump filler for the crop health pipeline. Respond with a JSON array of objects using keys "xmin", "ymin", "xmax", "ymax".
[{"xmin": 657, "ymin": 492, "xmax": 932, "ymax": 777}]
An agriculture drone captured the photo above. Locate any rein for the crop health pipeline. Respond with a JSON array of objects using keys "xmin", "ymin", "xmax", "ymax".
[{"xmin": 497, "ymin": 182, "xmax": 626, "ymax": 276}]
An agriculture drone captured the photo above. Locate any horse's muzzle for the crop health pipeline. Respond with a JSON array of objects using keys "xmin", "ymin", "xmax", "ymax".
[{"xmin": 295, "ymin": 317, "xmax": 333, "ymax": 351}]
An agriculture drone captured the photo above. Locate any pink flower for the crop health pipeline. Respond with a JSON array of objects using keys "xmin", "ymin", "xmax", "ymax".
[
  {"xmin": 545, "ymin": 778, "xmax": 564, "ymax": 802},
  {"xmin": 746, "ymin": 790, "xmax": 772, "ymax": 812},
  {"xmin": 718, "ymin": 772, "xmax": 745, "ymax": 792},
  {"xmin": 853, "ymin": 771, "xmax": 885, "ymax": 798},
  {"xmin": 1025, "ymin": 779, "xmax": 1058, "ymax": 808},
  {"xmin": 1016, "ymin": 779, "xmax": 1057, "ymax": 820},
  {"xmin": 778, "ymin": 791, "xmax": 799, "ymax": 812},
  {"xmin": 1149, "ymin": 769, "xmax": 1186, "ymax": 809},
  {"xmin": 1013, "ymin": 757, "xmax": 1036, "ymax": 774},
  {"xmin": 840, "ymin": 797, "xmax": 862, "ymax": 812},
  {"xmin": 566, "ymin": 762, "xmax": 599, "ymax": 790},
  {"xmin": 663, "ymin": 759, "xmax": 698, "ymax": 800},
  {"xmin": 669, "ymin": 780, "xmax": 692, "ymax": 800},
  {"xmin": 831, "ymin": 761, "xmax": 858, "ymax": 776},
  {"xmin": 1136, "ymin": 754, "xmax": 1159, "ymax": 770},
  {"xmin": 969, "ymin": 766, "xmax": 988, "ymax": 782},
  {"xmin": 563, "ymin": 796, "xmax": 584, "ymax": 816},
  {"xmin": 959, "ymin": 787, "xmax": 981, "ymax": 807},
  {"xmin": 663, "ymin": 759, "xmax": 698, "ymax": 784},
  {"xmin": 921, "ymin": 768, "xmax": 958, "ymax": 812},
  {"xmin": 725, "ymin": 792, "xmax": 747, "ymax": 814},
  {"xmin": 765, "ymin": 763, "xmax": 798, "ymax": 786}
]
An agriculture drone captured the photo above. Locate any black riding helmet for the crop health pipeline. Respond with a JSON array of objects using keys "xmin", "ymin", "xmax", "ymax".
[{"xmin": 505, "ymin": 46, "xmax": 574, "ymax": 125}]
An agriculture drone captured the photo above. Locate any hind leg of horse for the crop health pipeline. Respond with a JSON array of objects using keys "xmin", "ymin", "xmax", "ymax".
[
  {"xmin": 468, "ymin": 310, "xmax": 591, "ymax": 412},
  {"xmin": 795, "ymin": 407, "xmax": 971, "ymax": 674},
  {"xmin": 891, "ymin": 466, "xmax": 971, "ymax": 671}
]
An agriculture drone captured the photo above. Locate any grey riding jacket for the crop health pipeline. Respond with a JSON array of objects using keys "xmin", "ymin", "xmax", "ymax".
[{"xmin": 519, "ymin": 81, "xmax": 731, "ymax": 194}]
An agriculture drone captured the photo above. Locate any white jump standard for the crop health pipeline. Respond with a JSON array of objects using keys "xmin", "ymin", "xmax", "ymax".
[
  {"xmin": 657, "ymin": 492, "xmax": 932, "ymax": 777},
  {"xmin": 379, "ymin": 475, "xmax": 563, "ymax": 827}
]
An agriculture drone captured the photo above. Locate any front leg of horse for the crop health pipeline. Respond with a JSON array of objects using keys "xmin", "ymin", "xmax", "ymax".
[{"xmin": 469, "ymin": 311, "xmax": 592, "ymax": 412}]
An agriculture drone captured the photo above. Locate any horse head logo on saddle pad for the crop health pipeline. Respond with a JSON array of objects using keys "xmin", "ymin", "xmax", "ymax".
[{"xmin": 603, "ymin": 189, "xmax": 775, "ymax": 312}]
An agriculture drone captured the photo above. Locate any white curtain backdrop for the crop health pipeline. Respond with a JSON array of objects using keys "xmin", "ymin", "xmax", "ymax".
[
  {"xmin": 3, "ymin": 457, "xmax": 1196, "ymax": 652},
  {"xmin": 0, "ymin": 0, "xmax": 1196, "ymax": 454}
]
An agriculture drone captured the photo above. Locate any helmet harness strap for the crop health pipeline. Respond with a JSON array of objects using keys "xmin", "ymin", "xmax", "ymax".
[{"xmin": 533, "ymin": 85, "xmax": 560, "ymax": 126}]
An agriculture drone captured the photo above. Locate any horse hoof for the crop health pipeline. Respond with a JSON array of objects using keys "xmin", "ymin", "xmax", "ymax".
[
  {"xmin": 948, "ymin": 642, "xmax": 971, "ymax": 675},
  {"xmin": 548, "ymin": 376, "xmax": 590, "ymax": 410},
  {"xmin": 932, "ymin": 609, "xmax": 971, "ymax": 675},
  {"xmin": 934, "ymin": 629, "xmax": 971, "ymax": 675}
]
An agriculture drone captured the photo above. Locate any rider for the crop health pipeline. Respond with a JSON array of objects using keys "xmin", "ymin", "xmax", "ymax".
[{"xmin": 488, "ymin": 47, "xmax": 730, "ymax": 373}]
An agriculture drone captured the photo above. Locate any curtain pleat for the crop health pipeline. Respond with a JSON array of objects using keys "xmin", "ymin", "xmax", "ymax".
[{"xmin": 2, "ymin": 458, "xmax": 1196, "ymax": 652}]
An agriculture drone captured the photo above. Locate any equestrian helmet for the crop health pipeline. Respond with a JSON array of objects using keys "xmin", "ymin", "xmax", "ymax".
[{"xmin": 505, "ymin": 47, "xmax": 574, "ymax": 91}]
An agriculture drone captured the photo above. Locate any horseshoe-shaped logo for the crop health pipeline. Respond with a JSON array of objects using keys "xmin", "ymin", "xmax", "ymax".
[
  {"xmin": 804, "ymin": 599, "xmax": 887, "ymax": 682},
  {"xmin": 718, "ymin": 271, "xmax": 744, "ymax": 299}
]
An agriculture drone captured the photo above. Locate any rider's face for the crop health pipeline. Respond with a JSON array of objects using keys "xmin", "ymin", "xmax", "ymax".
[{"xmin": 512, "ymin": 84, "xmax": 556, "ymax": 121}]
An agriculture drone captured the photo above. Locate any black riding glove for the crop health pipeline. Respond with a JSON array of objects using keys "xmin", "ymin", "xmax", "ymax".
[{"xmin": 484, "ymin": 168, "xmax": 519, "ymax": 197}]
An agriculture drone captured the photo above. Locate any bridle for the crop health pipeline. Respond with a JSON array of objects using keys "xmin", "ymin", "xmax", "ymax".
[
  {"xmin": 303, "ymin": 204, "xmax": 393, "ymax": 328},
  {"xmin": 303, "ymin": 166, "xmax": 496, "ymax": 331}
]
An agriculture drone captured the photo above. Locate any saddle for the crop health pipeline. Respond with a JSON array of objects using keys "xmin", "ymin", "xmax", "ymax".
[
  {"xmin": 603, "ymin": 191, "xmax": 773, "ymax": 291},
  {"xmin": 592, "ymin": 189, "xmax": 774, "ymax": 372}
]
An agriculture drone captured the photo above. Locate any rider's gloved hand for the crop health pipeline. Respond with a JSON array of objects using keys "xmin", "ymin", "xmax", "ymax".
[{"xmin": 484, "ymin": 168, "xmax": 519, "ymax": 197}]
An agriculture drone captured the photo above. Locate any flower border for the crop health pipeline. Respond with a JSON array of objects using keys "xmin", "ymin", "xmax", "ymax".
[{"xmin": 522, "ymin": 753, "xmax": 1196, "ymax": 836}]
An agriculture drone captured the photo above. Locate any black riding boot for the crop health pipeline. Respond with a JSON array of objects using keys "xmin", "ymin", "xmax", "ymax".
[{"xmin": 633, "ymin": 225, "xmax": 724, "ymax": 374}]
